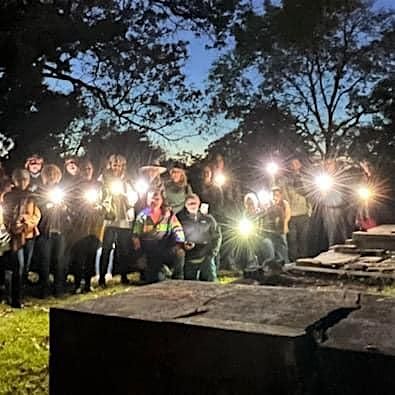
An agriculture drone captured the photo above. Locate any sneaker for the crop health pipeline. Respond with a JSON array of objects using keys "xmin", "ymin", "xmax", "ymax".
[{"xmin": 105, "ymin": 273, "xmax": 113, "ymax": 283}]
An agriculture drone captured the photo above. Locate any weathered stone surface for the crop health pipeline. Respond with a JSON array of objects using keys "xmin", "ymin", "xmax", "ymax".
[
  {"xmin": 297, "ymin": 251, "xmax": 360, "ymax": 267},
  {"xmin": 353, "ymin": 225, "xmax": 395, "ymax": 250},
  {"xmin": 50, "ymin": 282, "xmax": 360, "ymax": 395},
  {"xmin": 317, "ymin": 294, "xmax": 395, "ymax": 395}
]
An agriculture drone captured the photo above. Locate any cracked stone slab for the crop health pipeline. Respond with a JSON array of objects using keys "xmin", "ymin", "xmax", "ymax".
[
  {"xmin": 59, "ymin": 281, "xmax": 360, "ymax": 337},
  {"xmin": 322, "ymin": 293, "xmax": 395, "ymax": 355}
]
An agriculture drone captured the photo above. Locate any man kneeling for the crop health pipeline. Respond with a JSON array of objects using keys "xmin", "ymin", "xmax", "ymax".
[{"xmin": 178, "ymin": 194, "xmax": 221, "ymax": 282}]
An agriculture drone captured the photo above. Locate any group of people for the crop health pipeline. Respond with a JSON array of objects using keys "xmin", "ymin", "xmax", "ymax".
[{"xmin": 0, "ymin": 152, "xmax": 377, "ymax": 308}]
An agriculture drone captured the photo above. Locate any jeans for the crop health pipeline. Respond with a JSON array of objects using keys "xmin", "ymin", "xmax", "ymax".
[
  {"xmin": 99, "ymin": 227, "xmax": 133, "ymax": 284},
  {"xmin": 268, "ymin": 233, "xmax": 289, "ymax": 264},
  {"xmin": 184, "ymin": 256, "xmax": 217, "ymax": 282},
  {"xmin": 70, "ymin": 235, "xmax": 100, "ymax": 289},
  {"xmin": 139, "ymin": 245, "xmax": 185, "ymax": 283},
  {"xmin": 36, "ymin": 233, "xmax": 66, "ymax": 297}
]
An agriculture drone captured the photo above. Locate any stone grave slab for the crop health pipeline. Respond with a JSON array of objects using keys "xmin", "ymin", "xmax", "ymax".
[
  {"xmin": 50, "ymin": 281, "xmax": 359, "ymax": 395},
  {"xmin": 317, "ymin": 294, "xmax": 395, "ymax": 395}
]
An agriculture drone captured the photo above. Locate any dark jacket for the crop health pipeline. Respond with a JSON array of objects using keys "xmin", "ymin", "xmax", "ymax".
[
  {"xmin": 177, "ymin": 209, "xmax": 222, "ymax": 260},
  {"xmin": 3, "ymin": 188, "xmax": 41, "ymax": 251}
]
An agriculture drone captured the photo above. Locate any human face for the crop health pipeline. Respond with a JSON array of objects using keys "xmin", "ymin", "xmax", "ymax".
[
  {"xmin": 273, "ymin": 190, "xmax": 282, "ymax": 204},
  {"xmin": 185, "ymin": 197, "xmax": 200, "ymax": 215},
  {"xmin": 245, "ymin": 197, "xmax": 257, "ymax": 214},
  {"xmin": 27, "ymin": 159, "xmax": 43, "ymax": 175},
  {"xmin": 149, "ymin": 191, "xmax": 163, "ymax": 209},
  {"xmin": 65, "ymin": 160, "xmax": 79, "ymax": 176},
  {"xmin": 20, "ymin": 177, "xmax": 30, "ymax": 191},
  {"xmin": 202, "ymin": 166, "xmax": 212, "ymax": 183},
  {"xmin": 170, "ymin": 168, "xmax": 183, "ymax": 183},
  {"xmin": 146, "ymin": 168, "xmax": 160, "ymax": 180},
  {"xmin": 290, "ymin": 159, "xmax": 302, "ymax": 172},
  {"xmin": 110, "ymin": 161, "xmax": 124, "ymax": 177},
  {"xmin": 81, "ymin": 162, "xmax": 94, "ymax": 181}
]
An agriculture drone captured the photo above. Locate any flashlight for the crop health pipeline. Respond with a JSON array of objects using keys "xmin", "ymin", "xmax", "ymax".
[
  {"xmin": 110, "ymin": 180, "xmax": 123, "ymax": 195},
  {"xmin": 213, "ymin": 173, "xmax": 226, "ymax": 187},
  {"xmin": 238, "ymin": 217, "xmax": 254, "ymax": 237},
  {"xmin": 127, "ymin": 189, "xmax": 139, "ymax": 206},
  {"xmin": 135, "ymin": 179, "xmax": 149, "ymax": 195},
  {"xmin": 357, "ymin": 186, "xmax": 373, "ymax": 201},
  {"xmin": 48, "ymin": 187, "xmax": 64, "ymax": 205},
  {"xmin": 315, "ymin": 173, "xmax": 333, "ymax": 193},
  {"xmin": 258, "ymin": 189, "xmax": 272, "ymax": 206},
  {"xmin": 266, "ymin": 162, "xmax": 279, "ymax": 176},
  {"xmin": 84, "ymin": 188, "xmax": 99, "ymax": 204}
]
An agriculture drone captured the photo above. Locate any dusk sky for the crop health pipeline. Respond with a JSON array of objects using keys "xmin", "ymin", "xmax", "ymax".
[{"xmin": 164, "ymin": 0, "xmax": 395, "ymax": 156}]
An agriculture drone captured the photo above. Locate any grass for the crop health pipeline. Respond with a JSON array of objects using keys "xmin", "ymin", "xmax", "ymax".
[{"xmin": 0, "ymin": 273, "xmax": 238, "ymax": 394}]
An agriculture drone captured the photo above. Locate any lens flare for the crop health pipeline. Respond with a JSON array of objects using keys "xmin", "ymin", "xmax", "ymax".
[
  {"xmin": 357, "ymin": 186, "xmax": 373, "ymax": 201},
  {"xmin": 266, "ymin": 162, "xmax": 279, "ymax": 176},
  {"xmin": 315, "ymin": 173, "xmax": 333, "ymax": 193},
  {"xmin": 238, "ymin": 218, "xmax": 254, "ymax": 237},
  {"xmin": 110, "ymin": 180, "xmax": 123, "ymax": 195},
  {"xmin": 48, "ymin": 187, "xmax": 64, "ymax": 205},
  {"xmin": 258, "ymin": 189, "xmax": 272, "ymax": 206},
  {"xmin": 84, "ymin": 188, "xmax": 99, "ymax": 204},
  {"xmin": 213, "ymin": 173, "xmax": 226, "ymax": 187},
  {"xmin": 127, "ymin": 190, "xmax": 139, "ymax": 206},
  {"xmin": 135, "ymin": 179, "xmax": 149, "ymax": 195}
]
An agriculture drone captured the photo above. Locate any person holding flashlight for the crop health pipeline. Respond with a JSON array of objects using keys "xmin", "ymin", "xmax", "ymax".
[
  {"xmin": 98, "ymin": 154, "xmax": 137, "ymax": 287},
  {"xmin": 178, "ymin": 194, "xmax": 221, "ymax": 282},
  {"xmin": 68, "ymin": 160, "xmax": 106, "ymax": 293},
  {"xmin": 35, "ymin": 164, "xmax": 69, "ymax": 297}
]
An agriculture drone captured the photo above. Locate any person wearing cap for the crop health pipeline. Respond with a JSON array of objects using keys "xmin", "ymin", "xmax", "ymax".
[
  {"xmin": 25, "ymin": 154, "xmax": 44, "ymax": 192},
  {"xmin": 132, "ymin": 189, "xmax": 185, "ymax": 283},
  {"xmin": 164, "ymin": 162, "xmax": 193, "ymax": 214},
  {"xmin": 135, "ymin": 161, "xmax": 167, "ymax": 213},
  {"xmin": 178, "ymin": 193, "xmax": 221, "ymax": 282}
]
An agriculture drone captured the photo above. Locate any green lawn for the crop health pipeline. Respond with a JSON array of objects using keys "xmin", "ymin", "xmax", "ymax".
[{"xmin": 0, "ymin": 273, "xmax": 239, "ymax": 394}]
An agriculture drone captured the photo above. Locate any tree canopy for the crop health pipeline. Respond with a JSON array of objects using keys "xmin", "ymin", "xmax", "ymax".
[
  {"xmin": 0, "ymin": 0, "xmax": 240, "ymax": 162},
  {"xmin": 209, "ymin": 0, "xmax": 394, "ymax": 159}
]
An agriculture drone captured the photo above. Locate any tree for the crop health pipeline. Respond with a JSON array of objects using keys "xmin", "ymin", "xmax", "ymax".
[
  {"xmin": 209, "ymin": 0, "xmax": 394, "ymax": 158},
  {"xmin": 205, "ymin": 104, "xmax": 309, "ymax": 191},
  {"xmin": 77, "ymin": 121, "xmax": 165, "ymax": 177},
  {"xmin": 0, "ymin": 0, "xmax": 240, "ymax": 162}
]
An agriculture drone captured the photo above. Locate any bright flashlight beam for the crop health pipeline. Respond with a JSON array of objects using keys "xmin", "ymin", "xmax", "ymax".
[
  {"xmin": 48, "ymin": 187, "xmax": 64, "ymax": 205},
  {"xmin": 357, "ymin": 186, "xmax": 373, "ymax": 201},
  {"xmin": 315, "ymin": 173, "xmax": 333, "ymax": 193},
  {"xmin": 84, "ymin": 188, "xmax": 98, "ymax": 204},
  {"xmin": 214, "ymin": 173, "xmax": 226, "ymax": 187},
  {"xmin": 110, "ymin": 180, "xmax": 123, "ymax": 195},
  {"xmin": 135, "ymin": 179, "xmax": 149, "ymax": 195},
  {"xmin": 266, "ymin": 162, "xmax": 279, "ymax": 176},
  {"xmin": 258, "ymin": 189, "xmax": 272, "ymax": 206},
  {"xmin": 127, "ymin": 190, "xmax": 139, "ymax": 205},
  {"xmin": 238, "ymin": 218, "xmax": 254, "ymax": 237}
]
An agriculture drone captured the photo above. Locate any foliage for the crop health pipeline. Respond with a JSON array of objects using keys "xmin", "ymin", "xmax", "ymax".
[
  {"xmin": 205, "ymin": 104, "xmax": 310, "ymax": 190},
  {"xmin": 209, "ymin": 0, "xmax": 395, "ymax": 158},
  {"xmin": 0, "ymin": 0, "xmax": 240, "ymax": 161}
]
